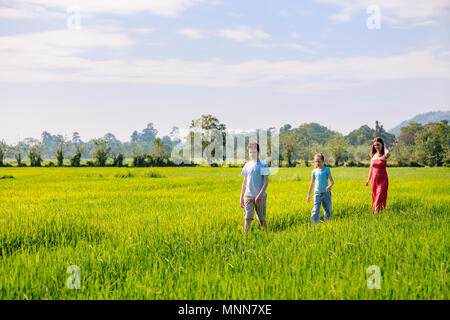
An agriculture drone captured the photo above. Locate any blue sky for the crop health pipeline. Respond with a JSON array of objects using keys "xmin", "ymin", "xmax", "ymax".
[{"xmin": 1, "ymin": 0, "xmax": 449, "ymax": 143}]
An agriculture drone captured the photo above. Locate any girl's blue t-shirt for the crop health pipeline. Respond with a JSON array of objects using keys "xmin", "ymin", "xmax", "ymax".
[{"xmin": 312, "ymin": 167, "xmax": 331, "ymax": 193}]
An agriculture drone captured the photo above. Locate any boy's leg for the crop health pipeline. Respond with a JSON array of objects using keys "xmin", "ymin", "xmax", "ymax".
[
  {"xmin": 310, "ymin": 193, "xmax": 322, "ymax": 224},
  {"xmin": 323, "ymin": 191, "xmax": 332, "ymax": 222},
  {"xmin": 244, "ymin": 219, "xmax": 252, "ymax": 233},
  {"xmin": 255, "ymin": 195, "xmax": 267, "ymax": 231},
  {"xmin": 243, "ymin": 196, "xmax": 255, "ymax": 233},
  {"xmin": 259, "ymin": 220, "xmax": 267, "ymax": 230}
]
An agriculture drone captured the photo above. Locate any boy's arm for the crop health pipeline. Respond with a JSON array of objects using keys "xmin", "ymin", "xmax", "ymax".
[
  {"xmin": 255, "ymin": 175, "xmax": 269, "ymax": 204},
  {"xmin": 307, "ymin": 176, "xmax": 315, "ymax": 202},
  {"xmin": 240, "ymin": 176, "xmax": 247, "ymax": 208},
  {"xmin": 326, "ymin": 173, "xmax": 334, "ymax": 192}
]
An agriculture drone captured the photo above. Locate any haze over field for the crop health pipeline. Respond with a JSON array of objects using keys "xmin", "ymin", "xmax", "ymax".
[{"xmin": 1, "ymin": 0, "xmax": 450, "ymax": 143}]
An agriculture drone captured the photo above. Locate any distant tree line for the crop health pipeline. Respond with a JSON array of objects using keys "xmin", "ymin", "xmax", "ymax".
[
  {"xmin": 278, "ymin": 120, "xmax": 448, "ymax": 167},
  {"xmin": 0, "ymin": 123, "xmax": 182, "ymax": 168},
  {"xmin": 390, "ymin": 120, "xmax": 449, "ymax": 167},
  {"xmin": 0, "ymin": 116, "xmax": 448, "ymax": 168}
]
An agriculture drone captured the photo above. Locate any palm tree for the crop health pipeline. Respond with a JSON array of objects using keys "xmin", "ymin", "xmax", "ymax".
[
  {"xmin": 153, "ymin": 138, "xmax": 163, "ymax": 159},
  {"xmin": 0, "ymin": 140, "xmax": 9, "ymax": 166}
]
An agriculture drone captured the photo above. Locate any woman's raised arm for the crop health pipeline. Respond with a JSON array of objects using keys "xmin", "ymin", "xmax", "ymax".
[
  {"xmin": 366, "ymin": 162, "xmax": 373, "ymax": 186},
  {"xmin": 383, "ymin": 147, "xmax": 391, "ymax": 160}
]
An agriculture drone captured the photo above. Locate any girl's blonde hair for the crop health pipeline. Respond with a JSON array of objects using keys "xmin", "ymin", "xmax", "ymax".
[{"xmin": 314, "ymin": 153, "xmax": 325, "ymax": 168}]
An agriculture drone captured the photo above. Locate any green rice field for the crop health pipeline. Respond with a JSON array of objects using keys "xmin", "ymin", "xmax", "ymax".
[{"xmin": 0, "ymin": 167, "xmax": 448, "ymax": 299}]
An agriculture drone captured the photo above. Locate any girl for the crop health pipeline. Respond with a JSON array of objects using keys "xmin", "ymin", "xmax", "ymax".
[
  {"xmin": 366, "ymin": 137, "xmax": 390, "ymax": 213},
  {"xmin": 307, "ymin": 153, "xmax": 334, "ymax": 224}
]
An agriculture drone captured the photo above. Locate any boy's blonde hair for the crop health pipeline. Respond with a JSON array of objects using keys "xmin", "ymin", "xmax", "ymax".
[{"xmin": 314, "ymin": 153, "xmax": 325, "ymax": 168}]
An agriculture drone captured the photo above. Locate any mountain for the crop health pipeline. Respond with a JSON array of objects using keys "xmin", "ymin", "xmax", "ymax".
[{"xmin": 389, "ymin": 110, "xmax": 450, "ymax": 137}]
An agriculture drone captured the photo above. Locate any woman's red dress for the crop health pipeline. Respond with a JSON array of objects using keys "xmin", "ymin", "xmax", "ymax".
[{"xmin": 369, "ymin": 159, "xmax": 388, "ymax": 212}]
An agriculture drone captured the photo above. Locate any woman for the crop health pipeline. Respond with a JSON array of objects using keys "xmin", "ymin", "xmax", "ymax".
[{"xmin": 366, "ymin": 137, "xmax": 390, "ymax": 213}]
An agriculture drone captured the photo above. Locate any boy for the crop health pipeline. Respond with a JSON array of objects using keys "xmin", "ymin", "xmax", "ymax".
[{"xmin": 240, "ymin": 141, "xmax": 271, "ymax": 233}]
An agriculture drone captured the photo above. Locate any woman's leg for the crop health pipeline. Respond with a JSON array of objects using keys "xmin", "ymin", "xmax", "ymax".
[
  {"xmin": 371, "ymin": 181, "xmax": 377, "ymax": 213},
  {"xmin": 373, "ymin": 187, "xmax": 387, "ymax": 213}
]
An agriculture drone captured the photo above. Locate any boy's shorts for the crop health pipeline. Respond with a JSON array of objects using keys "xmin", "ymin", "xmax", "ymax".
[{"xmin": 243, "ymin": 195, "xmax": 267, "ymax": 221}]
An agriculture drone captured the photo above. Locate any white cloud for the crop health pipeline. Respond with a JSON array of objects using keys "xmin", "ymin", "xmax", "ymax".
[
  {"xmin": 0, "ymin": 3, "xmax": 65, "ymax": 19},
  {"xmin": 177, "ymin": 26, "xmax": 271, "ymax": 44},
  {"xmin": 392, "ymin": 20, "xmax": 440, "ymax": 29},
  {"xmin": 0, "ymin": 28, "xmax": 132, "ymax": 52},
  {"xmin": 217, "ymin": 26, "xmax": 271, "ymax": 42},
  {"xmin": 315, "ymin": 0, "xmax": 450, "ymax": 25},
  {"xmin": 0, "ymin": 0, "xmax": 213, "ymax": 18},
  {"xmin": 287, "ymin": 43, "xmax": 318, "ymax": 54},
  {"xmin": 0, "ymin": 29, "xmax": 448, "ymax": 93},
  {"xmin": 178, "ymin": 28, "xmax": 208, "ymax": 39},
  {"xmin": 0, "ymin": 28, "xmax": 132, "ymax": 81}
]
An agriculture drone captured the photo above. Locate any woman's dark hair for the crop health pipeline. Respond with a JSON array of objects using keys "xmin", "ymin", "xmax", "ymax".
[{"xmin": 370, "ymin": 137, "xmax": 385, "ymax": 158}]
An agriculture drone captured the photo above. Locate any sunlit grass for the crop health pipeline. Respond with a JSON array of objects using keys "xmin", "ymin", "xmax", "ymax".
[{"xmin": 0, "ymin": 167, "xmax": 448, "ymax": 299}]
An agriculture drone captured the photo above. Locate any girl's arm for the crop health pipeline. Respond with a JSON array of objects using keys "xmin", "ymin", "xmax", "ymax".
[
  {"xmin": 307, "ymin": 176, "xmax": 315, "ymax": 202},
  {"xmin": 326, "ymin": 173, "xmax": 334, "ymax": 192},
  {"xmin": 240, "ymin": 176, "xmax": 247, "ymax": 208},
  {"xmin": 255, "ymin": 175, "xmax": 269, "ymax": 204}
]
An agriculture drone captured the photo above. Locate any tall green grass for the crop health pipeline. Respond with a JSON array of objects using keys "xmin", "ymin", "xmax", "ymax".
[{"xmin": 0, "ymin": 167, "xmax": 448, "ymax": 299}]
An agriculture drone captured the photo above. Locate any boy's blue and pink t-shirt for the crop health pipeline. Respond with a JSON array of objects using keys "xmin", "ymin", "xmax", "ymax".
[{"xmin": 312, "ymin": 167, "xmax": 331, "ymax": 193}]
